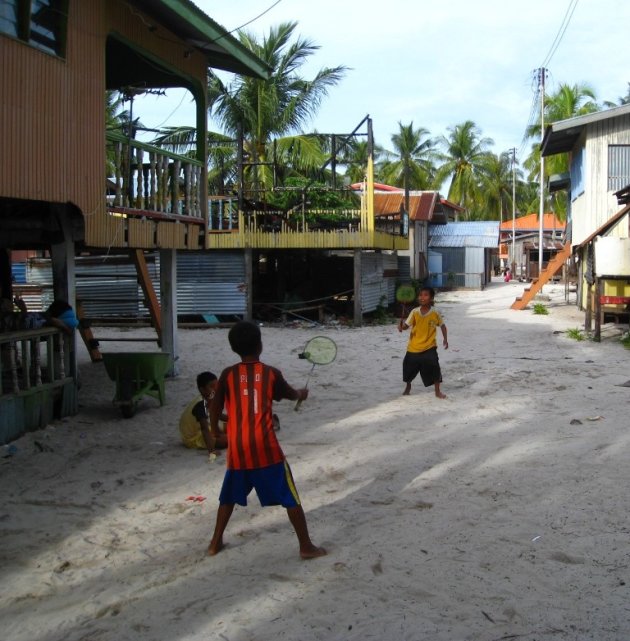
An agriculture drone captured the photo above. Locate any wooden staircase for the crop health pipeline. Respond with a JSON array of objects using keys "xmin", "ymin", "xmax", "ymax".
[
  {"xmin": 77, "ymin": 250, "xmax": 162, "ymax": 362},
  {"xmin": 510, "ymin": 243, "xmax": 571, "ymax": 310}
]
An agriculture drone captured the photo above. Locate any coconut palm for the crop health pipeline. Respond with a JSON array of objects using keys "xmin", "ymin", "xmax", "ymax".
[
  {"xmin": 380, "ymin": 122, "xmax": 437, "ymax": 191},
  {"xmin": 524, "ymin": 82, "xmax": 600, "ymax": 219},
  {"xmin": 434, "ymin": 120, "xmax": 494, "ymax": 217},
  {"xmin": 207, "ymin": 21, "xmax": 347, "ymax": 197},
  {"xmin": 525, "ymin": 82, "xmax": 599, "ymax": 180},
  {"xmin": 477, "ymin": 151, "xmax": 521, "ymax": 222}
]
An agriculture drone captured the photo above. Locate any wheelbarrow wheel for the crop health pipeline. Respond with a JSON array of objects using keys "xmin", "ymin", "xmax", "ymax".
[
  {"xmin": 121, "ymin": 402, "xmax": 136, "ymax": 419},
  {"xmin": 119, "ymin": 376, "xmax": 136, "ymax": 419}
]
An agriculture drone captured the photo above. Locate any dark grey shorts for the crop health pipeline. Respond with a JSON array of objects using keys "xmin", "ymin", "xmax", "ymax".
[{"xmin": 402, "ymin": 347, "xmax": 442, "ymax": 387}]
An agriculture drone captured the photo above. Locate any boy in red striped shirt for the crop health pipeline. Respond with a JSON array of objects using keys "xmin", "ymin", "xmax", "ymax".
[{"xmin": 208, "ymin": 321, "xmax": 326, "ymax": 560}]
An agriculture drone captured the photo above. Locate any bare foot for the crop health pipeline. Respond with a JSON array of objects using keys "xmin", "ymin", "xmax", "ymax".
[
  {"xmin": 402, "ymin": 383, "xmax": 411, "ymax": 396},
  {"xmin": 300, "ymin": 545, "xmax": 327, "ymax": 560},
  {"xmin": 435, "ymin": 391, "xmax": 447, "ymax": 399},
  {"xmin": 207, "ymin": 539, "xmax": 225, "ymax": 556}
]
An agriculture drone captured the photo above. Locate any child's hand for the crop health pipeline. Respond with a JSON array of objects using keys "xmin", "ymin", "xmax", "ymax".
[
  {"xmin": 297, "ymin": 388, "xmax": 309, "ymax": 401},
  {"xmin": 443, "ymin": 338, "xmax": 449, "ymax": 349}
]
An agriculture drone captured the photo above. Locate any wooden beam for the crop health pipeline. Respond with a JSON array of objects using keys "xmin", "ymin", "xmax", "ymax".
[
  {"xmin": 131, "ymin": 249, "xmax": 162, "ymax": 340},
  {"xmin": 353, "ymin": 250, "xmax": 362, "ymax": 327},
  {"xmin": 594, "ymin": 278, "xmax": 602, "ymax": 342},
  {"xmin": 76, "ymin": 300, "xmax": 102, "ymax": 362}
]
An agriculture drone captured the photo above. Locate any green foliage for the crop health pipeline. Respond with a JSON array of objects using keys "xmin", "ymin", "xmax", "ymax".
[
  {"xmin": 620, "ymin": 332, "xmax": 630, "ymax": 349},
  {"xmin": 566, "ymin": 327, "xmax": 585, "ymax": 341},
  {"xmin": 266, "ymin": 177, "xmax": 359, "ymax": 211},
  {"xmin": 434, "ymin": 120, "xmax": 494, "ymax": 218},
  {"xmin": 532, "ymin": 302, "xmax": 549, "ymax": 315},
  {"xmin": 207, "ymin": 22, "xmax": 347, "ymax": 193},
  {"xmin": 372, "ymin": 295, "xmax": 391, "ymax": 324},
  {"xmin": 379, "ymin": 121, "xmax": 437, "ymax": 190}
]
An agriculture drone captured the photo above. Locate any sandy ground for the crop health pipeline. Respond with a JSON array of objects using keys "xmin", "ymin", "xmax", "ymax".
[{"xmin": 1, "ymin": 280, "xmax": 629, "ymax": 641}]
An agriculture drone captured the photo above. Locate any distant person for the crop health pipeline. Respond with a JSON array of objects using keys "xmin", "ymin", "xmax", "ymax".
[
  {"xmin": 207, "ymin": 321, "xmax": 325, "ymax": 560},
  {"xmin": 179, "ymin": 371, "xmax": 227, "ymax": 458},
  {"xmin": 504, "ymin": 267, "xmax": 512, "ymax": 282},
  {"xmin": 398, "ymin": 286, "xmax": 448, "ymax": 398},
  {"xmin": 45, "ymin": 299, "xmax": 79, "ymax": 334}
]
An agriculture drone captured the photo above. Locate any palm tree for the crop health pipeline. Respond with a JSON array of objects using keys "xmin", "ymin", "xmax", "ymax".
[
  {"xmin": 434, "ymin": 120, "xmax": 494, "ymax": 217},
  {"xmin": 380, "ymin": 122, "xmax": 437, "ymax": 190},
  {"xmin": 207, "ymin": 21, "xmax": 347, "ymax": 197},
  {"xmin": 525, "ymin": 82, "xmax": 599, "ymax": 180},
  {"xmin": 478, "ymin": 151, "xmax": 521, "ymax": 222},
  {"xmin": 524, "ymin": 82, "xmax": 600, "ymax": 219}
]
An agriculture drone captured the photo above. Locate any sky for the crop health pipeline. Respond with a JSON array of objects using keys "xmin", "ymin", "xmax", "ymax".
[{"xmin": 133, "ymin": 0, "xmax": 630, "ymax": 164}]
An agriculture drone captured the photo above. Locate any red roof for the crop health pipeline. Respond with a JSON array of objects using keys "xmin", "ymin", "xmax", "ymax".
[
  {"xmin": 500, "ymin": 213, "xmax": 565, "ymax": 232},
  {"xmin": 350, "ymin": 181, "xmax": 402, "ymax": 192}
]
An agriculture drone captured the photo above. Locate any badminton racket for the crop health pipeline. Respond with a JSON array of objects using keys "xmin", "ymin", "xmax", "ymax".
[
  {"xmin": 396, "ymin": 283, "xmax": 416, "ymax": 325},
  {"xmin": 294, "ymin": 336, "xmax": 337, "ymax": 411}
]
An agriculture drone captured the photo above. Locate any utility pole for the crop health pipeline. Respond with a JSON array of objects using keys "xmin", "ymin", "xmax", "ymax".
[
  {"xmin": 509, "ymin": 147, "xmax": 517, "ymax": 276},
  {"xmin": 537, "ymin": 67, "xmax": 547, "ymax": 279}
]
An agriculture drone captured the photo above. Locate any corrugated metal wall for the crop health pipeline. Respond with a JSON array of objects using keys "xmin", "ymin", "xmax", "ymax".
[
  {"xmin": 464, "ymin": 247, "xmax": 485, "ymax": 288},
  {"xmin": 0, "ymin": 1, "xmax": 104, "ymax": 215},
  {"xmin": 26, "ymin": 252, "xmax": 247, "ymax": 318},
  {"xmin": 1, "ymin": 0, "xmax": 210, "ymax": 251},
  {"xmin": 177, "ymin": 252, "xmax": 246, "ymax": 316},
  {"xmin": 397, "ymin": 255, "xmax": 411, "ymax": 282},
  {"xmin": 360, "ymin": 252, "xmax": 397, "ymax": 313}
]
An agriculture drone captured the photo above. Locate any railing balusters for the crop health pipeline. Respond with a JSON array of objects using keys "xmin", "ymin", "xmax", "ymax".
[
  {"xmin": 106, "ymin": 134, "xmax": 204, "ymax": 220},
  {"xmin": 135, "ymin": 148, "xmax": 144, "ymax": 209}
]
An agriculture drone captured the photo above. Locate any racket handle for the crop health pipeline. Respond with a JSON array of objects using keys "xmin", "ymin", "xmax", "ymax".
[{"xmin": 294, "ymin": 397, "xmax": 303, "ymax": 411}]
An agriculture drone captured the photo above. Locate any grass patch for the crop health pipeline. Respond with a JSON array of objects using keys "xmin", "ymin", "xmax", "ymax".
[
  {"xmin": 566, "ymin": 327, "xmax": 585, "ymax": 341},
  {"xmin": 532, "ymin": 302, "xmax": 549, "ymax": 315},
  {"xmin": 621, "ymin": 332, "xmax": 630, "ymax": 349}
]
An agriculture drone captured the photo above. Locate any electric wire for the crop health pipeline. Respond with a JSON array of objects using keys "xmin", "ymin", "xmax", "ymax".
[{"xmin": 541, "ymin": 0, "xmax": 579, "ymax": 68}]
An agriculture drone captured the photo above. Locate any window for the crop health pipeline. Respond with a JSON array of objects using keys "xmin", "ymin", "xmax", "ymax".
[
  {"xmin": 570, "ymin": 145, "xmax": 585, "ymax": 201},
  {"xmin": 0, "ymin": 0, "xmax": 67, "ymax": 58},
  {"xmin": 0, "ymin": 1, "xmax": 19, "ymax": 38},
  {"xmin": 608, "ymin": 144, "xmax": 630, "ymax": 192}
]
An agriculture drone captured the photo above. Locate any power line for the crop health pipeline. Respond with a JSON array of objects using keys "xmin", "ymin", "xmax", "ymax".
[
  {"xmin": 222, "ymin": 0, "xmax": 283, "ymax": 37},
  {"xmin": 541, "ymin": 0, "xmax": 579, "ymax": 68},
  {"xmin": 517, "ymin": 1, "xmax": 579, "ymax": 157}
]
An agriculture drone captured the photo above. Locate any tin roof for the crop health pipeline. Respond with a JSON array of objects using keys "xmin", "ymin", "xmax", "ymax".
[
  {"xmin": 128, "ymin": 0, "xmax": 271, "ymax": 79},
  {"xmin": 428, "ymin": 221, "xmax": 500, "ymax": 248},
  {"xmin": 541, "ymin": 104, "xmax": 630, "ymax": 156},
  {"xmin": 499, "ymin": 213, "xmax": 565, "ymax": 232}
]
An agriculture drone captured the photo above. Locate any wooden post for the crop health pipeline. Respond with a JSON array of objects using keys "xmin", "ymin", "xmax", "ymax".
[
  {"xmin": 244, "ymin": 248, "xmax": 253, "ymax": 321},
  {"xmin": 594, "ymin": 278, "xmax": 602, "ymax": 342},
  {"xmin": 159, "ymin": 249, "xmax": 178, "ymax": 376},
  {"xmin": 585, "ymin": 283, "xmax": 592, "ymax": 332},
  {"xmin": 353, "ymin": 249, "xmax": 362, "ymax": 327}
]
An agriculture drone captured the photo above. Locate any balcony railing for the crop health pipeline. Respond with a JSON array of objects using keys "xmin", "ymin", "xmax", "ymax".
[
  {"xmin": 206, "ymin": 206, "xmax": 409, "ymax": 250},
  {"xmin": 106, "ymin": 131, "xmax": 205, "ymax": 220},
  {"xmin": 0, "ymin": 327, "xmax": 74, "ymax": 396}
]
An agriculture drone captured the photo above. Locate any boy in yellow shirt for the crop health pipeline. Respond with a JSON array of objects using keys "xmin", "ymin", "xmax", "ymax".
[
  {"xmin": 179, "ymin": 372, "xmax": 227, "ymax": 457},
  {"xmin": 398, "ymin": 286, "xmax": 448, "ymax": 398}
]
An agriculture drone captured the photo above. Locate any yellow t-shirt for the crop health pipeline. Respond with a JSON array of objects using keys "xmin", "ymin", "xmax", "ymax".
[
  {"xmin": 178, "ymin": 395, "xmax": 207, "ymax": 449},
  {"xmin": 405, "ymin": 307, "xmax": 443, "ymax": 353}
]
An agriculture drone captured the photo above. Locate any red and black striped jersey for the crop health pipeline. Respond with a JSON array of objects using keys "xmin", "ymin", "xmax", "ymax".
[{"xmin": 217, "ymin": 361, "xmax": 293, "ymax": 470}]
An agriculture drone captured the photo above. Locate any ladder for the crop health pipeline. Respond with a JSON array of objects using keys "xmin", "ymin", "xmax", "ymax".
[{"xmin": 510, "ymin": 244, "xmax": 571, "ymax": 310}]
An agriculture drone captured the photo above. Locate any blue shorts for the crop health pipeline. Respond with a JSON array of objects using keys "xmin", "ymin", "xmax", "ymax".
[{"xmin": 218, "ymin": 460, "xmax": 301, "ymax": 508}]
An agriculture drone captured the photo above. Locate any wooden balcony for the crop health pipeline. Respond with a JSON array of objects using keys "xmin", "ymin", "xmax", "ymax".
[
  {"xmin": 106, "ymin": 131, "xmax": 206, "ymax": 221},
  {"xmin": 104, "ymin": 133, "xmax": 408, "ymax": 251},
  {"xmin": 206, "ymin": 208, "xmax": 409, "ymax": 251}
]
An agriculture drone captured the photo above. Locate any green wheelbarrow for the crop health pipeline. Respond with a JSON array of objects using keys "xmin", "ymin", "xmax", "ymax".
[{"xmin": 102, "ymin": 352, "xmax": 172, "ymax": 418}]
